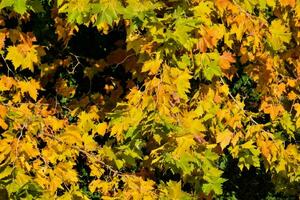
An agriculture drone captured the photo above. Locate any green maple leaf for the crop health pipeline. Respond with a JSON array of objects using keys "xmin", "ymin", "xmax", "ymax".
[
  {"xmin": 0, "ymin": 0, "xmax": 13, "ymax": 9},
  {"xmin": 0, "ymin": 0, "xmax": 28, "ymax": 14},
  {"xmin": 203, "ymin": 64, "xmax": 222, "ymax": 81},
  {"xmin": 92, "ymin": 0, "xmax": 123, "ymax": 26},
  {"xmin": 196, "ymin": 52, "xmax": 221, "ymax": 81},
  {"xmin": 14, "ymin": 0, "xmax": 27, "ymax": 14}
]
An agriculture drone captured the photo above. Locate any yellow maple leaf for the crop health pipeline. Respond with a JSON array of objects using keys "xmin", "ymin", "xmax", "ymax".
[
  {"xmin": 172, "ymin": 135, "xmax": 196, "ymax": 159},
  {"xmin": 94, "ymin": 122, "xmax": 107, "ymax": 136},
  {"xmin": 60, "ymin": 125, "xmax": 83, "ymax": 147},
  {"xmin": 216, "ymin": 129, "xmax": 233, "ymax": 150},
  {"xmin": 181, "ymin": 111, "xmax": 206, "ymax": 134},
  {"xmin": 6, "ymin": 44, "xmax": 40, "ymax": 72},
  {"xmin": 142, "ymin": 59, "xmax": 162, "ymax": 75},
  {"xmin": 55, "ymin": 161, "xmax": 78, "ymax": 184},
  {"xmin": 122, "ymin": 176, "xmax": 156, "ymax": 199},
  {"xmin": 171, "ymin": 68, "xmax": 192, "ymax": 100},
  {"xmin": 78, "ymin": 111, "xmax": 96, "ymax": 132},
  {"xmin": 0, "ymin": 118, "xmax": 7, "ymax": 130},
  {"xmin": 231, "ymin": 131, "xmax": 243, "ymax": 147},
  {"xmin": 89, "ymin": 179, "xmax": 102, "ymax": 193},
  {"xmin": 82, "ymin": 133, "xmax": 98, "ymax": 152},
  {"xmin": 294, "ymin": 103, "xmax": 300, "ymax": 117},
  {"xmin": 6, "ymin": 46, "xmax": 23, "ymax": 69},
  {"xmin": 44, "ymin": 116, "xmax": 65, "ymax": 131},
  {"xmin": 110, "ymin": 117, "xmax": 129, "ymax": 142},
  {"xmin": 89, "ymin": 163, "xmax": 104, "ymax": 178},
  {"xmin": 0, "ymin": 139, "xmax": 11, "ymax": 164},
  {"xmin": 267, "ymin": 20, "xmax": 291, "ymax": 51},
  {"xmin": 18, "ymin": 79, "xmax": 41, "ymax": 101},
  {"xmin": 89, "ymin": 178, "xmax": 118, "ymax": 195},
  {"xmin": 261, "ymin": 101, "xmax": 284, "ymax": 120},
  {"xmin": 21, "ymin": 139, "xmax": 39, "ymax": 158}
]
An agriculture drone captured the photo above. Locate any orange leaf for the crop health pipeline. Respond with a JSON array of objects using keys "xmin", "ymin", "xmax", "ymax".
[
  {"xmin": 280, "ymin": 0, "xmax": 295, "ymax": 7},
  {"xmin": 219, "ymin": 52, "xmax": 235, "ymax": 70}
]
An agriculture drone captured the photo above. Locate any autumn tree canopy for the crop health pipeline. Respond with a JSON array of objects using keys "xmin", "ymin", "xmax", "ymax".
[{"xmin": 0, "ymin": 0, "xmax": 299, "ymax": 199}]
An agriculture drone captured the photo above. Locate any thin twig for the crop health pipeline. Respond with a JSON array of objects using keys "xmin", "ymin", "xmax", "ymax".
[
  {"xmin": 69, "ymin": 53, "xmax": 82, "ymax": 74},
  {"xmin": 114, "ymin": 53, "xmax": 135, "ymax": 69},
  {"xmin": 13, "ymin": 125, "xmax": 26, "ymax": 168},
  {"xmin": 1, "ymin": 54, "xmax": 14, "ymax": 76}
]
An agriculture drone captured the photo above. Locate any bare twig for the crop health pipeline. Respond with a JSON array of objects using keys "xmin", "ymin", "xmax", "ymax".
[
  {"xmin": 68, "ymin": 53, "xmax": 82, "ymax": 74},
  {"xmin": 114, "ymin": 53, "xmax": 135, "ymax": 69},
  {"xmin": 13, "ymin": 125, "xmax": 26, "ymax": 169},
  {"xmin": 1, "ymin": 54, "xmax": 14, "ymax": 76}
]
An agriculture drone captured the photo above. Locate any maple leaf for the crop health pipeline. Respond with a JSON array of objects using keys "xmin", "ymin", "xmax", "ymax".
[
  {"xmin": 0, "ymin": 0, "xmax": 300, "ymax": 197},
  {"xmin": 159, "ymin": 181, "xmax": 191, "ymax": 199},
  {"xmin": 21, "ymin": 138, "xmax": 39, "ymax": 158},
  {"xmin": 60, "ymin": 125, "xmax": 83, "ymax": 147},
  {"xmin": 203, "ymin": 64, "xmax": 222, "ymax": 81},
  {"xmin": 142, "ymin": 58, "xmax": 162, "ymax": 75},
  {"xmin": 192, "ymin": 1, "xmax": 214, "ymax": 24},
  {"xmin": 0, "ymin": 0, "xmax": 14, "ymax": 10},
  {"xmin": 55, "ymin": 162, "xmax": 78, "ymax": 184},
  {"xmin": 82, "ymin": 133, "xmax": 98, "ymax": 152},
  {"xmin": 0, "ymin": 0, "xmax": 29, "ymax": 14},
  {"xmin": 89, "ymin": 162, "xmax": 104, "ymax": 178},
  {"xmin": 296, "ymin": 117, "xmax": 300, "ymax": 129},
  {"xmin": 94, "ymin": 122, "xmax": 108, "ymax": 136},
  {"xmin": 44, "ymin": 116, "xmax": 65, "ymax": 131},
  {"xmin": 175, "ymin": 69, "xmax": 192, "ymax": 100},
  {"xmin": 78, "ymin": 111, "xmax": 97, "ymax": 132},
  {"xmin": 18, "ymin": 79, "xmax": 41, "ymax": 101},
  {"xmin": 216, "ymin": 129, "xmax": 233, "ymax": 150},
  {"xmin": 197, "ymin": 25, "xmax": 225, "ymax": 52},
  {"xmin": 6, "ymin": 46, "xmax": 23, "ymax": 69},
  {"xmin": 59, "ymin": 0, "xmax": 91, "ymax": 24},
  {"xmin": 91, "ymin": 0, "xmax": 123, "ymax": 26},
  {"xmin": 219, "ymin": 52, "xmax": 235, "ymax": 70},
  {"xmin": 280, "ymin": 112, "xmax": 295, "ymax": 138},
  {"xmin": 202, "ymin": 168, "xmax": 226, "ymax": 195},
  {"xmin": 89, "ymin": 179, "xmax": 102, "ymax": 193},
  {"xmin": 261, "ymin": 101, "xmax": 284, "ymax": 120},
  {"xmin": 279, "ymin": 0, "xmax": 295, "ymax": 7},
  {"xmin": 195, "ymin": 52, "xmax": 221, "ymax": 80},
  {"xmin": 172, "ymin": 135, "xmax": 196, "ymax": 160},
  {"xmin": 6, "ymin": 44, "xmax": 40, "ymax": 72},
  {"xmin": 14, "ymin": 0, "xmax": 27, "ymax": 14},
  {"xmin": 267, "ymin": 20, "xmax": 291, "ymax": 51}
]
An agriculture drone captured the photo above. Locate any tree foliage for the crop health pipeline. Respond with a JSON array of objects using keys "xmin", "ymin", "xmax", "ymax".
[{"xmin": 0, "ymin": 0, "xmax": 299, "ymax": 199}]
